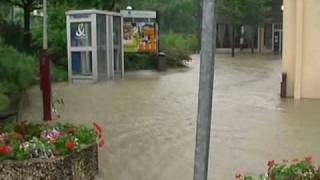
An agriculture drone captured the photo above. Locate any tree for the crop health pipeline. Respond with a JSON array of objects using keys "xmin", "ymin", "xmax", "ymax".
[
  {"xmin": 1, "ymin": 0, "xmax": 42, "ymax": 50},
  {"xmin": 239, "ymin": 0, "xmax": 270, "ymax": 54},
  {"xmin": 217, "ymin": 0, "xmax": 242, "ymax": 57}
]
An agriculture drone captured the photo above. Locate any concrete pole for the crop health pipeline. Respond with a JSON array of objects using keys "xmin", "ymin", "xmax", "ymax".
[
  {"xmin": 193, "ymin": 0, "xmax": 216, "ymax": 179},
  {"xmin": 43, "ymin": 0, "xmax": 48, "ymax": 50}
]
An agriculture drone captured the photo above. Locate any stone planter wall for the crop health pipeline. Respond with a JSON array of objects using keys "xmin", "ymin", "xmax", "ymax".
[{"xmin": 0, "ymin": 144, "xmax": 98, "ymax": 180}]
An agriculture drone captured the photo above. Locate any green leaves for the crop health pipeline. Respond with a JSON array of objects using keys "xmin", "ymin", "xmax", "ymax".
[
  {"xmin": 217, "ymin": 0, "xmax": 270, "ymax": 25},
  {"xmin": 74, "ymin": 125, "xmax": 97, "ymax": 145},
  {"xmin": 0, "ymin": 45, "xmax": 36, "ymax": 95}
]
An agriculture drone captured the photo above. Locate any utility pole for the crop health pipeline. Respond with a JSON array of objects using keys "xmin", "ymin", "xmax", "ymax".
[
  {"xmin": 43, "ymin": 0, "xmax": 48, "ymax": 50},
  {"xmin": 40, "ymin": 0, "xmax": 52, "ymax": 121},
  {"xmin": 193, "ymin": 0, "xmax": 216, "ymax": 179}
]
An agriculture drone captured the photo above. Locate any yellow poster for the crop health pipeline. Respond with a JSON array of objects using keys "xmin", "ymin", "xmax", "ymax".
[{"xmin": 124, "ymin": 22, "xmax": 158, "ymax": 53}]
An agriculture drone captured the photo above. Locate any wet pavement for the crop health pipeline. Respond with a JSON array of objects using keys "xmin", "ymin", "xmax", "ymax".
[{"xmin": 22, "ymin": 54, "xmax": 320, "ymax": 179}]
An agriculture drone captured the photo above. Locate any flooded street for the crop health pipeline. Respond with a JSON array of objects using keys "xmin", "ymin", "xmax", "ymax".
[{"xmin": 22, "ymin": 54, "xmax": 320, "ymax": 179}]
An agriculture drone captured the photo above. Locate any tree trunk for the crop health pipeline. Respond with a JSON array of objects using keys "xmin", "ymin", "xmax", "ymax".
[
  {"xmin": 23, "ymin": 6, "xmax": 31, "ymax": 50},
  {"xmin": 231, "ymin": 24, "xmax": 235, "ymax": 57}
]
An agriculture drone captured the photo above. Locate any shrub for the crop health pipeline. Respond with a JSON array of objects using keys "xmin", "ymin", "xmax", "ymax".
[
  {"xmin": 0, "ymin": 45, "xmax": 36, "ymax": 93},
  {"xmin": 237, "ymin": 157, "xmax": 320, "ymax": 180},
  {"xmin": 0, "ymin": 93, "xmax": 9, "ymax": 111},
  {"xmin": 160, "ymin": 32, "xmax": 197, "ymax": 67},
  {"xmin": 124, "ymin": 53, "xmax": 157, "ymax": 70},
  {"xmin": 0, "ymin": 44, "xmax": 36, "ymax": 111}
]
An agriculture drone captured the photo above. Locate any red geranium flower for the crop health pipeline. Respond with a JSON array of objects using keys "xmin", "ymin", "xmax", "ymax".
[
  {"xmin": 93, "ymin": 122, "xmax": 103, "ymax": 135},
  {"xmin": 98, "ymin": 139, "xmax": 105, "ymax": 148},
  {"xmin": 0, "ymin": 144, "xmax": 12, "ymax": 154},
  {"xmin": 66, "ymin": 140, "xmax": 76, "ymax": 150},
  {"xmin": 267, "ymin": 160, "xmax": 275, "ymax": 168}
]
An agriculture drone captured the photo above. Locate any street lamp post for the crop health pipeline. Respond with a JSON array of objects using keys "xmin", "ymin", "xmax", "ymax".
[
  {"xmin": 193, "ymin": 0, "xmax": 216, "ymax": 179},
  {"xmin": 40, "ymin": 0, "xmax": 52, "ymax": 121}
]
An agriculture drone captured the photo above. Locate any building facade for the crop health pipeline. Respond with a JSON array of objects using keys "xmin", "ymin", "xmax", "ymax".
[
  {"xmin": 216, "ymin": 0, "xmax": 283, "ymax": 54},
  {"xmin": 282, "ymin": 0, "xmax": 320, "ymax": 99}
]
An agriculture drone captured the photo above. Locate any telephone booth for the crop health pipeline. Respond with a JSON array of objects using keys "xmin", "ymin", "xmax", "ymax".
[{"xmin": 66, "ymin": 10, "xmax": 124, "ymax": 83}]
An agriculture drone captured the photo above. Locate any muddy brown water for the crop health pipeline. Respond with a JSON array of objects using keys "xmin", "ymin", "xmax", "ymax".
[{"xmin": 22, "ymin": 54, "xmax": 320, "ymax": 179}]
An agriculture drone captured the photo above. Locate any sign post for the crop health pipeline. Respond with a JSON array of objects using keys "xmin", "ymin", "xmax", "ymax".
[{"xmin": 193, "ymin": 0, "xmax": 216, "ymax": 179}]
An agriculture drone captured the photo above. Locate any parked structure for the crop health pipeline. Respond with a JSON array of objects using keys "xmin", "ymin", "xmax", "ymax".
[
  {"xmin": 66, "ymin": 10, "xmax": 124, "ymax": 83},
  {"xmin": 282, "ymin": 0, "xmax": 320, "ymax": 99}
]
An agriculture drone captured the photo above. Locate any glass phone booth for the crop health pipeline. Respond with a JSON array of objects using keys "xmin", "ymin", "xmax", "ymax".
[{"xmin": 66, "ymin": 10, "xmax": 124, "ymax": 83}]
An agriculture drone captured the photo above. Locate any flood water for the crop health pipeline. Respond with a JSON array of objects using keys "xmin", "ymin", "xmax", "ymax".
[{"xmin": 22, "ymin": 54, "xmax": 320, "ymax": 179}]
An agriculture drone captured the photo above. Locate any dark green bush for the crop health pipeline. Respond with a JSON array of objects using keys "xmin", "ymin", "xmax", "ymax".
[
  {"xmin": 0, "ymin": 20, "xmax": 24, "ymax": 51},
  {"xmin": 0, "ymin": 45, "xmax": 36, "ymax": 92},
  {"xmin": 124, "ymin": 53, "xmax": 157, "ymax": 70},
  {"xmin": 0, "ymin": 44, "xmax": 36, "ymax": 110},
  {"xmin": 0, "ymin": 92, "xmax": 9, "ymax": 111}
]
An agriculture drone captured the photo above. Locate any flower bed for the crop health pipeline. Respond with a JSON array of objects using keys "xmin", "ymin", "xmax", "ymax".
[
  {"xmin": 0, "ymin": 122, "xmax": 103, "ymax": 179},
  {"xmin": 236, "ymin": 157, "xmax": 320, "ymax": 180}
]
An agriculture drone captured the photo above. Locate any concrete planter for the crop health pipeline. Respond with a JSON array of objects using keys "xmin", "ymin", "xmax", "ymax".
[{"xmin": 0, "ymin": 144, "xmax": 98, "ymax": 180}]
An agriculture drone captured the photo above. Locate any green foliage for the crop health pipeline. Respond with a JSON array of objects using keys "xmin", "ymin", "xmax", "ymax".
[
  {"xmin": 217, "ymin": 0, "xmax": 242, "ymax": 24},
  {"xmin": 52, "ymin": 65, "xmax": 68, "ymax": 82},
  {"xmin": 160, "ymin": 32, "xmax": 195, "ymax": 67},
  {"xmin": 0, "ymin": 20, "xmax": 24, "ymax": 51},
  {"xmin": 217, "ymin": 0, "xmax": 270, "ymax": 26},
  {"xmin": 124, "ymin": 53, "xmax": 157, "ymax": 70},
  {"xmin": 0, "ymin": 45, "xmax": 36, "ymax": 93},
  {"xmin": 238, "ymin": 0, "xmax": 270, "ymax": 26},
  {"xmin": 126, "ymin": 0, "xmax": 199, "ymax": 34},
  {"xmin": 74, "ymin": 125, "xmax": 97, "ymax": 145},
  {"xmin": 1, "ymin": 123, "xmax": 15, "ymax": 133},
  {"xmin": 0, "ymin": 44, "xmax": 36, "ymax": 111},
  {"xmin": 0, "ymin": 93, "xmax": 9, "ymax": 111}
]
